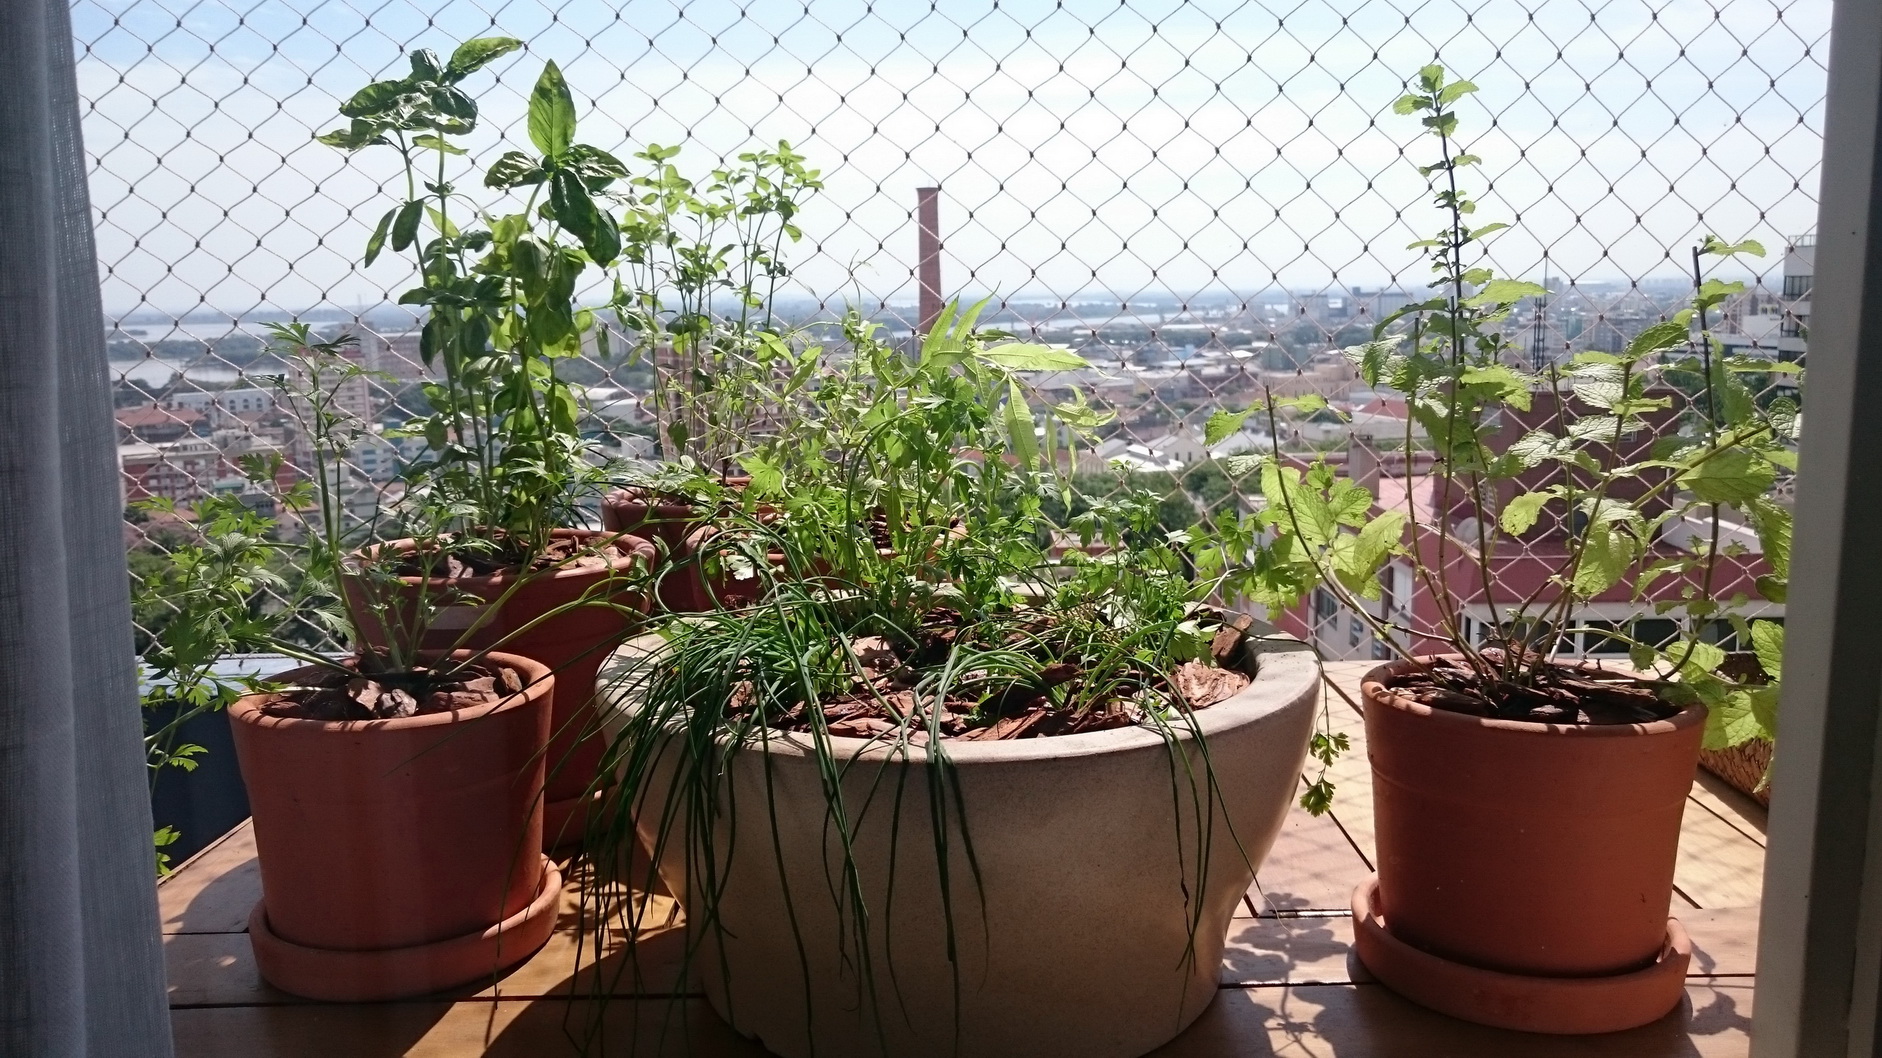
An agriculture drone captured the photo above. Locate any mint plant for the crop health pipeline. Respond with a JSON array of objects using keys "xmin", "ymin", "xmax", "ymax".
[{"xmin": 1206, "ymin": 65, "xmax": 1796, "ymax": 764}]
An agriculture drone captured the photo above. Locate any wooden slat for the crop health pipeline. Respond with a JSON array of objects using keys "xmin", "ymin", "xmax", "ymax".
[
  {"xmin": 164, "ymin": 890, "xmax": 688, "ymax": 1009},
  {"xmin": 160, "ymin": 821, "xmax": 260, "ymax": 935},
  {"xmin": 1689, "ymin": 769, "xmax": 1769, "ymax": 847},
  {"xmin": 1673, "ymin": 798, "xmax": 1768, "ymax": 910},
  {"xmin": 170, "ymin": 997, "xmax": 768, "ymax": 1058},
  {"xmin": 1680, "ymin": 906, "xmax": 1761, "ymax": 978},
  {"xmin": 1152, "ymin": 979, "xmax": 1753, "ymax": 1057},
  {"xmin": 170, "ymin": 982, "xmax": 1757, "ymax": 1058},
  {"xmin": 1221, "ymin": 915, "xmax": 1366, "ymax": 987}
]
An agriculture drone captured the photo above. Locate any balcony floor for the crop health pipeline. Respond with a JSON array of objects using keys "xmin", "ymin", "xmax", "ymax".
[{"xmin": 162, "ymin": 661, "xmax": 1767, "ymax": 1056}]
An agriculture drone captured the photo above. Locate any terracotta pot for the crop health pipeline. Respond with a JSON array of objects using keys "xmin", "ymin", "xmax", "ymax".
[
  {"xmin": 1354, "ymin": 657, "xmax": 1705, "ymax": 1032},
  {"xmin": 348, "ymin": 529, "xmax": 655, "ymax": 847},
  {"xmin": 598, "ymin": 634, "xmax": 1320, "ymax": 1058},
  {"xmin": 603, "ymin": 479, "xmax": 750, "ymax": 612},
  {"xmin": 227, "ymin": 651, "xmax": 559, "ymax": 1001}
]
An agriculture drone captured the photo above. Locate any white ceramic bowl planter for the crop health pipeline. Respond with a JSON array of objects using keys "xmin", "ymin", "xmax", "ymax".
[{"xmin": 599, "ymin": 633, "xmax": 1319, "ymax": 1058}]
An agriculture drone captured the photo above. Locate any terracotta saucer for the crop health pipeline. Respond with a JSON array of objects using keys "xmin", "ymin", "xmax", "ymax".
[
  {"xmin": 1351, "ymin": 873, "xmax": 1691, "ymax": 1034},
  {"xmin": 248, "ymin": 858, "xmax": 562, "ymax": 1001}
]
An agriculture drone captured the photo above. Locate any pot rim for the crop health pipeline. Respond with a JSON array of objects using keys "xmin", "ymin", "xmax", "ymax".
[
  {"xmin": 356, "ymin": 527, "xmax": 656, "ymax": 593},
  {"xmin": 1361, "ymin": 655, "xmax": 1707, "ymax": 738},
  {"xmin": 602, "ymin": 632, "xmax": 1321, "ymax": 765},
  {"xmin": 228, "ymin": 649, "xmax": 553, "ymax": 735}
]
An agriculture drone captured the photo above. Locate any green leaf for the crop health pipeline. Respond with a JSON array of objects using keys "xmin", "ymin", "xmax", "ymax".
[
  {"xmin": 389, "ymin": 199, "xmax": 424, "ymax": 252},
  {"xmin": 565, "ymin": 144, "xmax": 630, "ymax": 189},
  {"xmin": 1750, "ymin": 620, "xmax": 1784, "ymax": 680},
  {"xmin": 316, "ymin": 118, "xmax": 389, "ymax": 150},
  {"xmin": 1205, "ymin": 407, "xmax": 1252, "ymax": 447},
  {"xmin": 975, "ymin": 343, "xmax": 1089, "ymax": 371},
  {"xmin": 485, "ymin": 150, "xmax": 547, "ymax": 189},
  {"xmin": 1340, "ymin": 511, "xmax": 1405, "ymax": 584},
  {"xmin": 1506, "ymin": 430, "xmax": 1568, "ymax": 468},
  {"xmin": 1299, "ymin": 778, "xmax": 1337, "ymax": 816},
  {"xmin": 1464, "ymin": 279, "xmax": 1546, "ymax": 307},
  {"xmin": 1499, "ymin": 489, "xmax": 1556, "ymax": 535},
  {"xmin": 920, "ymin": 301, "xmax": 960, "ymax": 362},
  {"xmin": 430, "ymin": 86, "xmax": 476, "ymax": 124},
  {"xmin": 1274, "ymin": 393, "xmax": 1330, "ymax": 415},
  {"xmin": 1392, "ymin": 94, "xmax": 1424, "ymax": 115},
  {"xmin": 445, "ymin": 37, "xmax": 523, "ymax": 81},
  {"xmin": 1460, "ymin": 363, "xmax": 1534, "ymax": 410},
  {"xmin": 1682, "ymin": 640, "xmax": 1729, "ymax": 681},
  {"xmin": 1704, "ymin": 689, "xmax": 1767, "ymax": 751},
  {"xmin": 549, "ymin": 169, "xmax": 619, "ymax": 264},
  {"xmin": 1747, "ymin": 496, "xmax": 1792, "ymax": 578},
  {"xmin": 742, "ymin": 454, "xmax": 784, "ymax": 496},
  {"xmin": 411, "ymin": 134, "xmax": 466, "ymax": 155},
  {"xmin": 1681, "ymin": 450, "xmax": 1776, "ymax": 505},
  {"xmin": 1571, "ymin": 522, "xmax": 1632, "ymax": 596},
  {"xmin": 528, "ymin": 61, "xmax": 576, "ymax": 158},
  {"xmin": 1222, "ymin": 453, "xmax": 1263, "ymax": 477},
  {"xmin": 407, "ymin": 48, "xmax": 443, "ymax": 82},
  {"xmin": 1702, "ymin": 235, "xmax": 1767, "ymax": 259},
  {"xmin": 339, "ymin": 78, "xmax": 412, "ymax": 119},
  {"xmin": 1005, "ymin": 379, "xmax": 1037, "ymax": 469},
  {"xmin": 1438, "ymin": 79, "xmax": 1479, "ymax": 104},
  {"xmin": 363, "ymin": 208, "xmax": 395, "ymax": 265},
  {"xmin": 1342, "ymin": 339, "xmax": 1399, "ymax": 388},
  {"xmin": 1624, "ymin": 320, "xmax": 1690, "ymax": 361}
]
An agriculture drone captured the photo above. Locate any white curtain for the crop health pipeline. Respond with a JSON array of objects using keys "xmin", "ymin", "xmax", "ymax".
[{"xmin": 0, "ymin": 0, "xmax": 177, "ymax": 1051}]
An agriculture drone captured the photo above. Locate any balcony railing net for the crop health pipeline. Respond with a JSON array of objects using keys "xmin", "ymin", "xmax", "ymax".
[{"xmin": 82, "ymin": 0, "xmax": 1824, "ymax": 661}]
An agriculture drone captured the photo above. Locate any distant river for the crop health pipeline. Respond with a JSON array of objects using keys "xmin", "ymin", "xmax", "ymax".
[{"xmin": 112, "ymin": 356, "xmax": 244, "ymax": 387}]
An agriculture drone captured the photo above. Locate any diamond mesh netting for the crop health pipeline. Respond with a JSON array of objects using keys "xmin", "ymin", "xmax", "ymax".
[{"xmin": 78, "ymin": 0, "xmax": 1824, "ymax": 658}]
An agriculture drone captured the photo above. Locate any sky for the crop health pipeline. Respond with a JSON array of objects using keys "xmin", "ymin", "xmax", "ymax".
[{"xmin": 72, "ymin": 0, "xmax": 1832, "ymax": 321}]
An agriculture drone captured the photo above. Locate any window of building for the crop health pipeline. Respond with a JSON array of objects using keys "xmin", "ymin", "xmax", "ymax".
[
  {"xmin": 1633, "ymin": 618, "xmax": 1680, "ymax": 649},
  {"xmin": 1783, "ymin": 273, "xmax": 1813, "ymax": 297},
  {"xmin": 1312, "ymin": 589, "xmax": 1339, "ymax": 642}
]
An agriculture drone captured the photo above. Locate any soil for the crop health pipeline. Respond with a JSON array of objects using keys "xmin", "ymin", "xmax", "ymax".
[
  {"xmin": 261, "ymin": 661, "xmax": 523, "ymax": 721},
  {"xmin": 1387, "ymin": 654, "xmax": 1682, "ymax": 725},
  {"xmin": 745, "ymin": 611, "xmax": 1255, "ymax": 743},
  {"xmin": 390, "ymin": 534, "xmax": 622, "ymax": 580}
]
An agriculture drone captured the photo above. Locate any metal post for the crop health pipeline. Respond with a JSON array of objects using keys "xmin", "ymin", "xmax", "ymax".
[
  {"xmin": 1751, "ymin": 1, "xmax": 1882, "ymax": 1055},
  {"xmin": 917, "ymin": 186, "xmax": 942, "ymax": 336}
]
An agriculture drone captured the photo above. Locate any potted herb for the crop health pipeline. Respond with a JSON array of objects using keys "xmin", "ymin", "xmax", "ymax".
[
  {"xmin": 318, "ymin": 43, "xmax": 659, "ymax": 843},
  {"xmin": 1210, "ymin": 65, "xmax": 1796, "ymax": 1034},
  {"xmin": 134, "ymin": 493, "xmax": 284, "ymax": 873},
  {"xmin": 599, "ymin": 143, "xmax": 824, "ymax": 609},
  {"xmin": 585, "ymin": 307, "xmax": 1323, "ymax": 1057},
  {"xmin": 140, "ymin": 324, "xmax": 567, "ymax": 1001}
]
